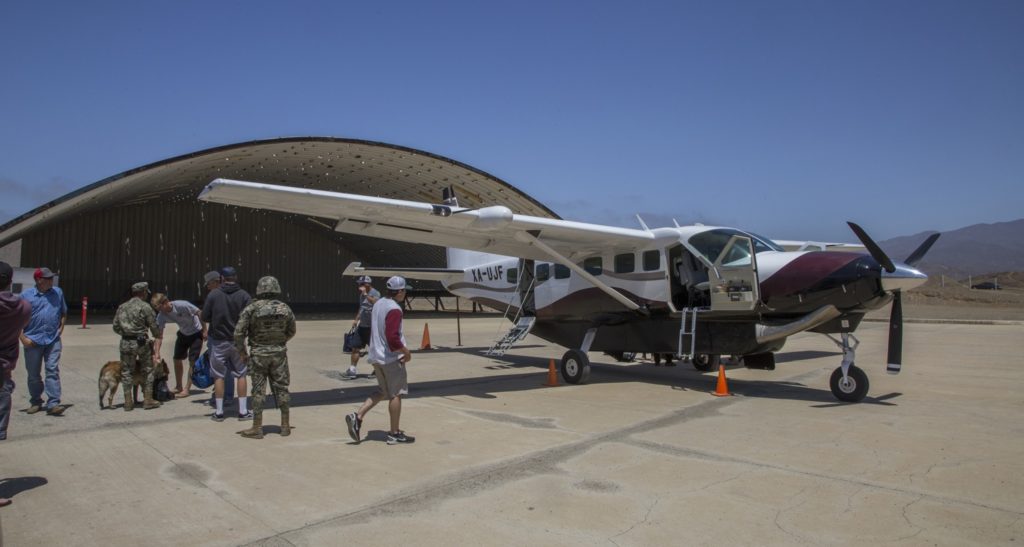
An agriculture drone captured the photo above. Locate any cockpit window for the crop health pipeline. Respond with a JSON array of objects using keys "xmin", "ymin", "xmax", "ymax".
[{"xmin": 688, "ymin": 229, "xmax": 782, "ymax": 264}]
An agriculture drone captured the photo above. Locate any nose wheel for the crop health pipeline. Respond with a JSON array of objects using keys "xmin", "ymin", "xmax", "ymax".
[
  {"xmin": 829, "ymin": 365, "xmax": 869, "ymax": 402},
  {"xmin": 825, "ymin": 333, "xmax": 870, "ymax": 402}
]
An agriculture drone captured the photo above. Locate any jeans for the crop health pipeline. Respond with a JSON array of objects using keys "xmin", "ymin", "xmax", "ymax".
[
  {"xmin": 24, "ymin": 339, "xmax": 62, "ymax": 409},
  {"xmin": 0, "ymin": 369, "xmax": 14, "ymax": 440}
]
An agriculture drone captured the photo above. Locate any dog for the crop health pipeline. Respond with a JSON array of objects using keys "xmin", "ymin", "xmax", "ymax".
[{"xmin": 98, "ymin": 356, "xmax": 171, "ymax": 409}]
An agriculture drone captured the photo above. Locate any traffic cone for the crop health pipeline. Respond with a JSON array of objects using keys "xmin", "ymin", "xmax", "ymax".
[
  {"xmin": 544, "ymin": 359, "xmax": 559, "ymax": 387},
  {"xmin": 420, "ymin": 323, "xmax": 433, "ymax": 350},
  {"xmin": 712, "ymin": 363, "xmax": 731, "ymax": 397}
]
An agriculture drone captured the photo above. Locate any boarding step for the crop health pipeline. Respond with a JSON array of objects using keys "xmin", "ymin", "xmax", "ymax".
[
  {"xmin": 677, "ymin": 306, "xmax": 709, "ymax": 359},
  {"xmin": 485, "ymin": 316, "xmax": 536, "ymax": 357}
]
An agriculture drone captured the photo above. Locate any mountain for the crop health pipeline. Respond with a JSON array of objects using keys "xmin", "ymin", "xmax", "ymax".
[{"xmin": 879, "ymin": 219, "xmax": 1024, "ymax": 278}]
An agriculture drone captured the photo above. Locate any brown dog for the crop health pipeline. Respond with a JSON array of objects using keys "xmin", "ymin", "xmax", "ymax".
[{"xmin": 98, "ymin": 358, "xmax": 170, "ymax": 409}]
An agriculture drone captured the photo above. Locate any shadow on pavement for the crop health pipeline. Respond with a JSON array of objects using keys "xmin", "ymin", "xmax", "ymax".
[{"xmin": 0, "ymin": 476, "xmax": 48, "ymax": 499}]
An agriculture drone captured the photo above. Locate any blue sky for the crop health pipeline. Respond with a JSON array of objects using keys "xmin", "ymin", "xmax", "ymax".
[{"xmin": 2, "ymin": 0, "xmax": 1021, "ymax": 242}]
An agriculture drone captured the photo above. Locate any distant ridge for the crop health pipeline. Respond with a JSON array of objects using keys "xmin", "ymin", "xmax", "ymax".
[{"xmin": 879, "ymin": 219, "xmax": 1024, "ymax": 278}]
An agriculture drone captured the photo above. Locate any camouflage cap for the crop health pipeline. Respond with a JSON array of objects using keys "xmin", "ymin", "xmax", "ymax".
[
  {"xmin": 132, "ymin": 281, "xmax": 150, "ymax": 293},
  {"xmin": 256, "ymin": 276, "xmax": 281, "ymax": 297}
]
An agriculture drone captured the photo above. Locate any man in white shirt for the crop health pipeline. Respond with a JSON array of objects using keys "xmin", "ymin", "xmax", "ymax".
[{"xmin": 151, "ymin": 293, "xmax": 207, "ymax": 397}]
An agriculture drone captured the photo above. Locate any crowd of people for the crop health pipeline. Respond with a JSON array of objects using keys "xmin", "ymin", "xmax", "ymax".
[{"xmin": 0, "ymin": 260, "xmax": 416, "ymax": 500}]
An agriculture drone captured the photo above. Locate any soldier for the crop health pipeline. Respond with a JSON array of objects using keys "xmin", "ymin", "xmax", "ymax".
[
  {"xmin": 112, "ymin": 282, "xmax": 161, "ymax": 410},
  {"xmin": 234, "ymin": 276, "xmax": 296, "ymax": 439}
]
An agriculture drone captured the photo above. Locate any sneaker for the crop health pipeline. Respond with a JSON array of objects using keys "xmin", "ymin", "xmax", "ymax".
[
  {"xmin": 341, "ymin": 369, "xmax": 359, "ymax": 380},
  {"xmin": 46, "ymin": 405, "xmax": 67, "ymax": 416},
  {"xmin": 25, "ymin": 405, "xmax": 42, "ymax": 415},
  {"xmin": 211, "ymin": 413, "xmax": 225, "ymax": 422},
  {"xmin": 345, "ymin": 412, "xmax": 361, "ymax": 442},
  {"xmin": 386, "ymin": 431, "xmax": 415, "ymax": 445},
  {"xmin": 238, "ymin": 410, "xmax": 253, "ymax": 421}
]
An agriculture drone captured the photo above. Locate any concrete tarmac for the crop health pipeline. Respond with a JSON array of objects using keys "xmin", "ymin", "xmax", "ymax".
[{"xmin": 0, "ymin": 313, "xmax": 1021, "ymax": 546}]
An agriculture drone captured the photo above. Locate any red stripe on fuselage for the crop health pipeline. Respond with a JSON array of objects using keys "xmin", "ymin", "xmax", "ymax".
[{"xmin": 760, "ymin": 252, "xmax": 862, "ymax": 301}]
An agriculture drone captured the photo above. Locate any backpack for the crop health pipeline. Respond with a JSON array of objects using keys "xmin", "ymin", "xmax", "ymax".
[{"xmin": 191, "ymin": 350, "xmax": 214, "ymax": 389}]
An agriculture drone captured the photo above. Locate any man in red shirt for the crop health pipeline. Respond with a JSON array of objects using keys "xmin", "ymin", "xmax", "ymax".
[{"xmin": 345, "ymin": 276, "xmax": 414, "ymax": 445}]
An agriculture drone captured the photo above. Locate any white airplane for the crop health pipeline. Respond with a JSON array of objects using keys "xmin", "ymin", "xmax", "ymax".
[{"xmin": 198, "ymin": 178, "xmax": 939, "ymax": 403}]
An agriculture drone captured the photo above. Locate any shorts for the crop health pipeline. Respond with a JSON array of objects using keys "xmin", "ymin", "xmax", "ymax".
[
  {"xmin": 354, "ymin": 326, "xmax": 371, "ymax": 350},
  {"xmin": 372, "ymin": 360, "xmax": 408, "ymax": 399},
  {"xmin": 208, "ymin": 339, "xmax": 247, "ymax": 380},
  {"xmin": 173, "ymin": 331, "xmax": 203, "ymax": 361}
]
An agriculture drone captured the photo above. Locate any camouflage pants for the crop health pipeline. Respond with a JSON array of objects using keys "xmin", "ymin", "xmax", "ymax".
[
  {"xmin": 249, "ymin": 351, "xmax": 290, "ymax": 417},
  {"xmin": 119, "ymin": 339, "xmax": 154, "ymax": 398}
]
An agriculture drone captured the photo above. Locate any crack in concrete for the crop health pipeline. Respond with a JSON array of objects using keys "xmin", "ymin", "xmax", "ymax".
[
  {"xmin": 608, "ymin": 498, "xmax": 658, "ymax": 546},
  {"xmin": 244, "ymin": 395, "xmax": 738, "ymax": 545}
]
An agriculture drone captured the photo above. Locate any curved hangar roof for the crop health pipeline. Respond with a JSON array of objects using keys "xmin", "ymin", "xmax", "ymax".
[{"xmin": 0, "ymin": 136, "xmax": 559, "ymax": 253}]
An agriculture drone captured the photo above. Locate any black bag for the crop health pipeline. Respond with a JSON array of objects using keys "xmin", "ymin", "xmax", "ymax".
[
  {"xmin": 343, "ymin": 328, "xmax": 362, "ymax": 353},
  {"xmin": 154, "ymin": 379, "xmax": 173, "ymax": 402}
]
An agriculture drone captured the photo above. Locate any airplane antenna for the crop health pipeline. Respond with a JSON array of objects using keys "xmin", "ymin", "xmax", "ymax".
[
  {"xmin": 672, "ymin": 218, "xmax": 681, "ymax": 228},
  {"xmin": 635, "ymin": 214, "xmax": 650, "ymax": 231}
]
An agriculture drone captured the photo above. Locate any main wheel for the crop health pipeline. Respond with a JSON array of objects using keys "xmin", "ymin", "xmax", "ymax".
[
  {"xmin": 829, "ymin": 365, "xmax": 869, "ymax": 402},
  {"xmin": 561, "ymin": 349, "xmax": 591, "ymax": 384},
  {"xmin": 691, "ymin": 353, "xmax": 719, "ymax": 372}
]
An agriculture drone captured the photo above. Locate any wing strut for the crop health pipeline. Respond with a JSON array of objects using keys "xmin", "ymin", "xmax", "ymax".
[{"xmin": 513, "ymin": 231, "xmax": 642, "ymax": 312}]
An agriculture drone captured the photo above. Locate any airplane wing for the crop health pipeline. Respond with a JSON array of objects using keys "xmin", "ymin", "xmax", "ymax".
[{"xmin": 198, "ymin": 179, "xmax": 678, "ymax": 262}]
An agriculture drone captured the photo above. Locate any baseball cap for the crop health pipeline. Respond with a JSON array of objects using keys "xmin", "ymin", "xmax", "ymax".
[
  {"xmin": 357, "ymin": 275, "xmax": 372, "ymax": 284},
  {"xmin": 0, "ymin": 261, "xmax": 12, "ymax": 287},
  {"xmin": 34, "ymin": 267, "xmax": 55, "ymax": 280},
  {"xmin": 386, "ymin": 276, "xmax": 411, "ymax": 291},
  {"xmin": 220, "ymin": 266, "xmax": 237, "ymax": 278},
  {"xmin": 203, "ymin": 271, "xmax": 221, "ymax": 284}
]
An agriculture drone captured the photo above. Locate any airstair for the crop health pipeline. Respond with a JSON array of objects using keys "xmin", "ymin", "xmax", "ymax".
[
  {"xmin": 677, "ymin": 307, "xmax": 707, "ymax": 359},
  {"xmin": 485, "ymin": 315, "xmax": 536, "ymax": 357},
  {"xmin": 485, "ymin": 271, "xmax": 537, "ymax": 357}
]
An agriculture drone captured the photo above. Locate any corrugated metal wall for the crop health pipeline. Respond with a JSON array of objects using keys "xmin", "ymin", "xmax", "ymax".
[{"xmin": 20, "ymin": 200, "xmax": 440, "ymax": 309}]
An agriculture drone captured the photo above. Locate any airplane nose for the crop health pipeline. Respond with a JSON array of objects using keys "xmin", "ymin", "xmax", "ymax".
[{"xmin": 881, "ymin": 263, "xmax": 928, "ymax": 292}]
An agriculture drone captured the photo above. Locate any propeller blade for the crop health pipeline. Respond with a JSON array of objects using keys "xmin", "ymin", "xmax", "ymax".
[
  {"xmin": 904, "ymin": 232, "xmax": 941, "ymax": 266},
  {"xmin": 886, "ymin": 292, "xmax": 903, "ymax": 374},
  {"xmin": 847, "ymin": 222, "xmax": 896, "ymax": 273}
]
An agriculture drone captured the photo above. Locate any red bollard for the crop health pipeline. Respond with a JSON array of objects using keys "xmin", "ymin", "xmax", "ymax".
[{"xmin": 80, "ymin": 296, "xmax": 89, "ymax": 329}]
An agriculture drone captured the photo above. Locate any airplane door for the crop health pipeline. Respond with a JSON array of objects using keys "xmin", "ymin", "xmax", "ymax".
[{"xmin": 707, "ymin": 235, "xmax": 760, "ymax": 312}]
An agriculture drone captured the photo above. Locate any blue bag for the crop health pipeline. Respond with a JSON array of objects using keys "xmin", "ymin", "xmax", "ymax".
[
  {"xmin": 343, "ymin": 328, "xmax": 362, "ymax": 353},
  {"xmin": 191, "ymin": 350, "xmax": 214, "ymax": 389}
]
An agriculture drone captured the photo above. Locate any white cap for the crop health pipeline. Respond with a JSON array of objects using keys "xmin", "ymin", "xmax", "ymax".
[{"xmin": 386, "ymin": 276, "xmax": 411, "ymax": 290}]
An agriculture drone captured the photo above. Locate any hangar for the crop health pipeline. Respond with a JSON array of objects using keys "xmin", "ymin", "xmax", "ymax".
[{"xmin": 0, "ymin": 137, "xmax": 558, "ymax": 309}]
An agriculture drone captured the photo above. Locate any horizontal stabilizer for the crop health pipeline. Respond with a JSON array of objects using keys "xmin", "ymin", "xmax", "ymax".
[{"xmin": 343, "ymin": 262, "xmax": 463, "ymax": 283}]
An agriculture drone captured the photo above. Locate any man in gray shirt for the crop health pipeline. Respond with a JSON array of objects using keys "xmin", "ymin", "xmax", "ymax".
[
  {"xmin": 343, "ymin": 276, "xmax": 379, "ymax": 380},
  {"xmin": 151, "ymin": 293, "xmax": 206, "ymax": 397}
]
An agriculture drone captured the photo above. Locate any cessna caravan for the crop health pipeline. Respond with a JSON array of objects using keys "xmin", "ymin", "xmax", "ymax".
[{"xmin": 199, "ymin": 179, "xmax": 939, "ymax": 403}]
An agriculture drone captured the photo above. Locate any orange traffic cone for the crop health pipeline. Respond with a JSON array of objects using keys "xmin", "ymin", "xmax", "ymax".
[
  {"xmin": 712, "ymin": 363, "xmax": 731, "ymax": 397},
  {"xmin": 544, "ymin": 359, "xmax": 560, "ymax": 387},
  {"xmin": 420, "ymin": 323, "xmax": 433, "ymax": 350}
]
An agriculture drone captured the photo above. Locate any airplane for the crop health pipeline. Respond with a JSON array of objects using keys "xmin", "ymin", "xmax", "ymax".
[{"xmin": 198, "ymin": 178, "xmax": 940, "ymax": 403}]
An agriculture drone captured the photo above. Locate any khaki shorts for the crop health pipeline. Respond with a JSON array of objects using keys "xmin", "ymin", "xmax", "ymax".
[{"xmin": 372, "ymin": 360, "xmax": 408, "ymax": 399}]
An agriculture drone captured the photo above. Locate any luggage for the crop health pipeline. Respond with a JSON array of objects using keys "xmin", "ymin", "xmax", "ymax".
[
  {"xmin": 343, "ymin": 328, "xmax": 362, "ymax": 353},
  {"xmin": 191, "ymin": 350, "xmax": 214, "ymax": 389}
]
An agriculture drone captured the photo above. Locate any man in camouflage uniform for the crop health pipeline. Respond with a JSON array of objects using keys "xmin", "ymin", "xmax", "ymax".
[
  {"xmin": 112, "ymin": 282, "xmax": 161, "ymax": 410},
  {"xmin": 234, "ymin": 276, "xmax": 296, "ymax": 439}
]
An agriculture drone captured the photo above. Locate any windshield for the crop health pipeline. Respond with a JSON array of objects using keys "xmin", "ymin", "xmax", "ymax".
[{"xmin": 688, "ymin": 228, "xmax": 782, "ymax": 264}]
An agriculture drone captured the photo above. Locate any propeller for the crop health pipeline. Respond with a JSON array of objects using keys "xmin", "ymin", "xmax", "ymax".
[
  {"xmin": 847, "ymin": 222, "xmax": 895, "ymax": 272},
  {"xmin": 904, "ymin": 232, "xmax": 940, "ymax": 266},
  {"xmin": 886, "ymin": 292, "xmax": 903, "ymax": 374}
]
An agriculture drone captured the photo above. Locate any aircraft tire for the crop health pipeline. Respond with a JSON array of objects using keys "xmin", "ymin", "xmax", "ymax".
[
  {"xmin": 692, "ymin": 353, "xmax": 719, "ymax": 372},
  {"xmin": 829, "ymin": 365, "xmax": 869, "ymax": 402},
  {"xmin": 561, "ymin": 349, "xmax": 591, "ymax": 384}
]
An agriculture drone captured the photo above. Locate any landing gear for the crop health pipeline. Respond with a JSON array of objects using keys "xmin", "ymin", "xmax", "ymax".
[
  {"xmin": 561, "ymin": 349, "xmax": 591, "ymax": 384},
  {"xmin": 826, "ymin": 333, "xmax": 869, "ymax": 402},
  {"xmin": 830, "ymin": 365, "xmax": 869, "ymax": 402},
  {"xmin": 691, "ymin": 353, "xmax": 719, "ymax": 372}
]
